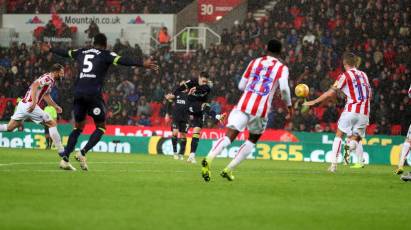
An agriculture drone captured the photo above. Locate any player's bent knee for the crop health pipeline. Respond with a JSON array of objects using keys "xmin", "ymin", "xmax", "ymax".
[
  {"xmin": 44, "ymin": 120, "xmax": 57, "ymax": 128},
  {"xmin": 226, "ymin": 128, "xmax": 239, "ymax": 142},
  {"xmin": 248, "ymin": 133, "xmax": 262, "ymax": 144}
]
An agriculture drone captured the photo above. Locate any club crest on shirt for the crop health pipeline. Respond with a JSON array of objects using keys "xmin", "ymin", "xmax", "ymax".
[{"xmin": 93, "ymin": 108, "xmax": 101, "ymax": 115}]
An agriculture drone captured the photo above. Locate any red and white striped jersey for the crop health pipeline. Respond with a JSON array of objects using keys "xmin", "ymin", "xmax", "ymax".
[
  {"xmin": 23, "ymin": 73, "xmax": 55, "ymax": 104},
  {"xmin": 408, "ymin": 84, "xmax": 411, "ymax": 98},
  {"xmin": 236, "ymin": 56, "xmax": 291, "ymax": 118},
  {"xmin": 334, "ymin": 68, "xmax": 371, "ymax": 116}
]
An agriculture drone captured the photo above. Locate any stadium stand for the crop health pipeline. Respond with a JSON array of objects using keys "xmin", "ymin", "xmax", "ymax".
[
  {"xmin": 0, "ymin": 0, "xmax": 410, "ymax": 135},
  {"xmin": 6, "ymin": 0, "xmax": 193, "ymax": 14}
]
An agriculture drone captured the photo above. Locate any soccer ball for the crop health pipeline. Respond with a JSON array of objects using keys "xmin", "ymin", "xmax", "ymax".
[{"xmin": 295, "ymin": 84, "xmax": 309, "ymax": 98}]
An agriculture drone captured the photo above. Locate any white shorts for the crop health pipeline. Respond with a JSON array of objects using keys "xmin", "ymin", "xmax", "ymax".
[
  {"xmin": 338, "ymin": 112, "xmax": 369, "ymax": 138},
  {"xmin": 226, "ymin": 109, "xmax": 267, "ymax": 134},
  {"xmin": 407, "ymin": 124, "xmax": 411, "ymax": 139},
  {"xmin": 11, "ymin": 102, "xmax": 51, "ymax": 124}
]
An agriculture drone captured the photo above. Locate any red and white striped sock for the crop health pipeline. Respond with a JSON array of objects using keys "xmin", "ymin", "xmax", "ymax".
[
  {"xmin": 398, "ymin": 142, "xmax": 410, "ymax": 168},
  {"xmin": 331, "ymin": 137, "xmax": 342, "ymax": 166},
  {"xmin": 226, "ymin": 140, "xmax": 255, "ymax": 171},
  {"xmin": 206, "ymin": 136, "xmax": 231, "ymax": 162}
]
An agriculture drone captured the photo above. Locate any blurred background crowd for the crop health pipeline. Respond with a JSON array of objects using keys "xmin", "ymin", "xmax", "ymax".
[{"xmin": 0, "ymin": 0, "xmax": 410, "ymax": 135}]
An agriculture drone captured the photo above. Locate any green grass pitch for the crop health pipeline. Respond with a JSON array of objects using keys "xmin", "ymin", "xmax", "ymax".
[{"xmin": 0, "ymin": 148, "xmax": 410, "ymax": 230}]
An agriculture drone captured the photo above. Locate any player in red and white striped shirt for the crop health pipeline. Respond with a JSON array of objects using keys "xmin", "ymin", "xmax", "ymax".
[
  {"xmin": 396, "ymin": 84, "xmax": 411, "ymax": 176},
  {"xmin": 0, "ymin": 64, "xmax": 75, "ymax": 170},
  {"xmin": 201, "ymin": 39, "xmax": 292, "ymax": 182},
  {"xmin": 304, "ymin": 53, "xmax": 371, "ymax": 172}
]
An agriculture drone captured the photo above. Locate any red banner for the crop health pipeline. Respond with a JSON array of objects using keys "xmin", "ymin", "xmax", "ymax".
[
  {"xmin": 83, "ymin": 125, "xmax": 298, "ymax": 142},
  {"xmin": 198, "ymin": 0, "xmax": 242, "ymax": 23}
]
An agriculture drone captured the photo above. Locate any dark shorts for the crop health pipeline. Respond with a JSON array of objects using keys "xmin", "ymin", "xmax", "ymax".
[
  {"xmin": 73, "ymin": 95, "xmax": 106, "ymax": 123},
  {"xmin": 172, "ymin": 119, "xmax": 189, "ymax": 133},
  {"xmin": 190, "ymin": 114, "xmax": 203, "ymax": 128},
  {"xmin": 44, "ymin": 126, "xmax": 49, "ymax": 134}
]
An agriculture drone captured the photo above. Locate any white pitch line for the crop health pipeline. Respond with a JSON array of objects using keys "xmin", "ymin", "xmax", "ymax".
[
  {"xmin": 0, "ymin": 161, "xmax": 155, "ymax": 167},
  {"xmin": 0, "ymin": 169, "xmax": 188, "ymax": 173}
]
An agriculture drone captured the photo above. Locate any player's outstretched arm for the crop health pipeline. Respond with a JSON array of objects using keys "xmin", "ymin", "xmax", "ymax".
[
  {"xmin": 115, "ymin": 55, "xmax": 159, "ymax": 73},
  {"xmin": 303, "ymin": 88, "xmax": 337, "ymax": 107},
  {"xmin": 41, "ymin": 42, "xmax": 75, "ymax": 58},
  {"xmin": 43, "ymin": 94, "xmax": 63, "ymax": 113}
]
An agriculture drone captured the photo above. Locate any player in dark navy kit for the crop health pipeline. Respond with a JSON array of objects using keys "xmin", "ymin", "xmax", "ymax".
[
  {"xmin": 165, "ymin": 85, "xmax": 190, "ymax": 160},
  {"xmin": 176, "ymin": 72, "xmax": 226, "ymax": 163},
  {"xmin": 42, "ymin": 33, "xmax": 158, "ymax": 170}
]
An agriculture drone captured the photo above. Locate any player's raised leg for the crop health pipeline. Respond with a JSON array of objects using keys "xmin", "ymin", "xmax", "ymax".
[{"xmin": 0, "ymin": 119, "xmax": 23, "ymax": 132}]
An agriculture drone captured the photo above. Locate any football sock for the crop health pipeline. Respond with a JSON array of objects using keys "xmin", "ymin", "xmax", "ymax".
[
  {"xmin": 227, "ymin": 140, "xmax": 255, "ymax": 171},
  {"xmin": 0, "ymin": 124, "xmax": 7, "ymax": 131},
  {"xmin": 331, "ymin": 137, "xmax": 342, "ymax": 165},
  {"xmin": 81, "ymin": 128, "xmax": 105, "ymax": 155},
  {"xmin": 172, "ymin": 136, "xmax": 178, "ymax": 154},
  {"xmin": 49, "ymin": 126, "xmax": 64, "ymax": 153},
  {"xmin": 398, "ymin": 142, "xmax": 410, "ymax": 168},
  {"xmin": 46, "ymin": 136, "xmax": 51, "ymax": 149},
  {"xmin": 179, "ymin": 138, "xmax": 187, "ymax": 155},
  {"xmin": 355, "ymin": 141, "xmax": 364, "ymax": 165},
  {"xmin": 206, "ymin": 136, "xmax": 231, "ymax": 163},
  {"xmin": 62, "ymin": 128, "xmax": 82, "ymax": 161},
  {"xmin": 190, "ymin": 133, "xmax": 200, "ymax": 155}
]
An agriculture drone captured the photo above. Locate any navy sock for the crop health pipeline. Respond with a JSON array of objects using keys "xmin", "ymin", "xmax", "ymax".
[
  {"xmin": 172, "ymin": 136, "xmax": 178, "ymax": 154},
  {"xmin": 191, "ymin": 136, "xmax": 199, "ymax": 154},
  {"xmin": 81, "ymin": 128, "xmax": 105, "ymax": 155},
  {"xmin": 63, "ymin": 129, "xmax": 82, "ymax": 161},
  {"xmin": 46, "ymin": 137, "xmax": 52, "ymax": 149},
  {"xmin": 179, "ymin": 138, "xmax": 187, "ymax": 155}
]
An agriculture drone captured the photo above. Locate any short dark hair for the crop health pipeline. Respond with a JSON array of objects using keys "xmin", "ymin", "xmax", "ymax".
[
  {"xmin": 50, "ymin": 63, "xmax": 64, "ymax": 72},
  {"xmin": 267, "ymin": 39, "xmax": 282, "ymax": 54},
  {"xmin": 199, "ymin": 71, "xmax": 209, "ymax": 79},
  {"xmin": 93, "ymin": 33, "xmax": 107, "ymax": 47}
]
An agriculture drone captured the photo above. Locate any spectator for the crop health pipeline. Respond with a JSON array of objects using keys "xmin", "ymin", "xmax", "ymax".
[
  {"xmin": 137, "ymin": 114, "xmax": 151, "ymax": 126},
  {"xmin": 1, "ymin": 101, "xmax": 14, "ymax": 120},
  {"xmin": 85, "ymin": 20, "xmax": 99, "ymax": 40},
  {"xmin": 158, "ymin": 27, "xmax": 171, "ymax": 45},
  {"xmin": 137, "ymin": 96, "xmax": 152, "ymax": 117}
]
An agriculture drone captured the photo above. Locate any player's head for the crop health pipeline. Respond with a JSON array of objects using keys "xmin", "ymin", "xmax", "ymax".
[
  {"xmin": 93, "ymin": 33, "xmax": 107, "ymax": 49},
  {"xmin": 267, "ymin": 39, "xmax": 282, "ymax": 55},
  {"xmin": 50, "ymin": 63, "xmax": 64, "ymax": 79},
  {"xmin": 342, "ymin": 52, "xmax": 357, "ymax": 70},
  {"xmin": 198, "ymin": 71, "xmax": 209, "ymax": 86}
]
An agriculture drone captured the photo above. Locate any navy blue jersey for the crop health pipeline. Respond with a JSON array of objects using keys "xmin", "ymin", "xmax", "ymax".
[
  {"xmin": 184, "ymin": 79, "xmax": 211, "ymax": 115},
  {"xmin": 172, "ymin": 90, "xmax": 189, "ymax": 121},
  {"xmin": 51, "ymin": 47, "xmax": 143, "ymax": 96}
]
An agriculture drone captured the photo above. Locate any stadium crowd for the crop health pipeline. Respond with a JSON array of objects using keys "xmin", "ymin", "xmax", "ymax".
[
  {"xmin": 0, "ymin": 0, "xmax": 410, "ymax": 135},
  {"xmin": 6, "ymin": 0, "xmax": 193, "ymax": 14}
]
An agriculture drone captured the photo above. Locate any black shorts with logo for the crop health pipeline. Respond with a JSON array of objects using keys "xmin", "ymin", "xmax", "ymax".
[
  {"xmin": 172, "ymin": 119, "xmax": 190, "ymax": 133},
  {"xmin": 73, "ymin": 95, "xmax": 106, "ymax": 123}
]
